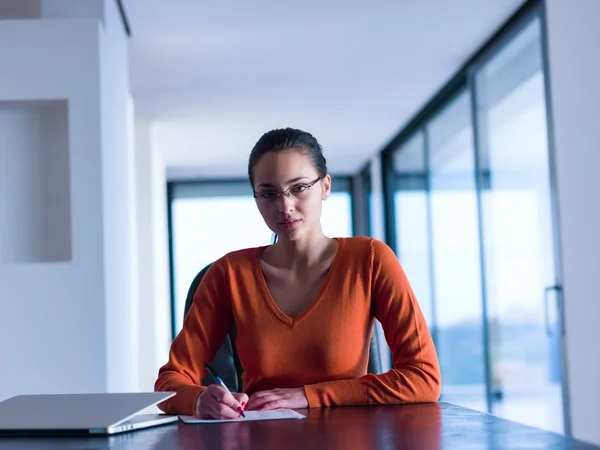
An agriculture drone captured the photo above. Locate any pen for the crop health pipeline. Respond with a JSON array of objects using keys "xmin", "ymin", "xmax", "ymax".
[{"xmin": 204, "ymin": 361, "xmax": 246, "ymax": 418}]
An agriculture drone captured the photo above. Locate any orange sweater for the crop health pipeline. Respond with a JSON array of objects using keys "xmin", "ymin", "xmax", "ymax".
[{"xmin": 155, "ymin": 237, "xmax": 441, "ymax": 415}]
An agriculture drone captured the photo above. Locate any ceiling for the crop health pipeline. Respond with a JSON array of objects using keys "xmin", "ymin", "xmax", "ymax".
[{"xmin": 124, "ymin": 0, "xmax": 526, "ymax": 179}]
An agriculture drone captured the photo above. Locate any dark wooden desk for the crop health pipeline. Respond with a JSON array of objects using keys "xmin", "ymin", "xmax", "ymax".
[{"xmin": 0, "ymin": 402, "xmax": 597, "ymax": 449}]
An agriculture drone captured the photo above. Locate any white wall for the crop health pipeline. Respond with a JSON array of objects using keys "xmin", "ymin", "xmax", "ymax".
[
  {"xmin": 39, "ymin": 102, "xmax": 71, "ymax": 261},
  {"xmin": 0, "ymin": 0, "xmax": 139, "ymax": 400},
  {"xmin": 545, "ymin": 0, "xmax": 600, "ymax": 445},
  {"xmin": 40, "ymin": 0, "xmax": 104, "ymax": 21},
  {"xmin": 0, "ymin": 101, "xmax": 70, "ymax": 263},
  {"xmin": 0, "ymin": 19, "xmax": 107, "ymax": 400},
  {"xmin": 150, "ymin": 128, "xmax": 173, "ymax": 387},
  {"xmin": 135, "ymin": 119, "xmax": 156, "ymax": 392},
  {"xmin": 99, "ymin": 0, "xmax": 138, "ymax": 393},
  {"xmin": 134, "ymin": 118, "xmax": 172, "ymax": 392},
  {"xmin": 0, "ymin": 1, "xmax": 41, "ymax": 19},
  {"xmin": 0, "ymin": 0, "xmax": 104, "ymax": 21}
]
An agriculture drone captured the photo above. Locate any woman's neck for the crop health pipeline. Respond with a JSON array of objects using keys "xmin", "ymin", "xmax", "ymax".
[{"xmin": 271, "ymin": 228, "xmax": 333, "ymax": 271}]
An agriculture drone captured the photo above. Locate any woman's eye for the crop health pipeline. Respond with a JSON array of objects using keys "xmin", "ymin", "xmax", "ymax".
[
  {"xmin": 261, "ymin": 192, "xmax": 277, "ymax": 199},
  {"xmin": 291, "ymin": 185, "xmax": 308, "ymax": 193}
]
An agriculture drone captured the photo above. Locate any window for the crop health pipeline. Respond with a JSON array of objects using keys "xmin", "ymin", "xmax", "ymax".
[
  {"xmin": 321, "ymin": 190, "xmax": 353, "ymax": 238},
  {"xmin": 427, "ymin": 91, "xmax": 486, "ymax": 412},
  {"xmin": 169, "ymin": 178, "xmax": 353, "ymax": 337},
  {"xmin": 170, "ymin": 189, "xmax": 272, "ymax": 335},
  {"xmin": 382, "ymin": 4, "xmax": 567, "ymax": 434},
  {"xmin": 392, "ymin": 133, "xmax": 433, "ymax": 328},
  {"xmin": 474, "ymin": 16, "xmax": 564, "ymax": 433}
]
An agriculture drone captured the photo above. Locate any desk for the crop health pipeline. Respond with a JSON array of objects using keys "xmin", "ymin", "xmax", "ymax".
[{"xmin": 0, "ymin": 402, "xmax": 597, "ymax": 449}]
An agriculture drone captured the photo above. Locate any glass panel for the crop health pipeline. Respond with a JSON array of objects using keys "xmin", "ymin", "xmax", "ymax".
[
  {"xmin": 475, "ymin": 17, "xmax": 564, "ymax": 433},
  {"xmin": 322, "ymin": 191, "xmax": 353, "ymax": 238},
  {"xmin": 392, "ymin": 133, "xmax": 434, "ymax": 328},
  {"xmin": 171, "ymin": 196, "xmax": 271, "ymax": 335},
  {"xmin": 427, "ymin": 91, "xmax": 487, "ymax": 412},
  {"xmin": 361, "ymin": 166, "xmax": 372, "ymax": 237}
]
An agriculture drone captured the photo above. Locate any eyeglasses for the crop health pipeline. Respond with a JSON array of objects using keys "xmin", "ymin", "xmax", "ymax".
[{"xmin": 253, "ymin": 176, "xmax": 322, "ymax": 203}]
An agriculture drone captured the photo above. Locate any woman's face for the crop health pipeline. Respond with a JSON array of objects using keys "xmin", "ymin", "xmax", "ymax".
[{"xmin": 252, "ymin": 149, "xmax": 331, "ymax": 241}]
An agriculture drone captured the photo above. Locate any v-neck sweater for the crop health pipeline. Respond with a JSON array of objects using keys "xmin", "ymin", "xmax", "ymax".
[{"xmin": 155, "ymin": 237, "xmax": 441, "ymax": 415}]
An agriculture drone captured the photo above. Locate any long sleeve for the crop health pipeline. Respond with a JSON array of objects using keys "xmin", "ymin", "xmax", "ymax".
[
  {"xmin": 304, "ymin": 239, "xmax": 441, "ymax": 407},
  {"xmin": 154, "ymin": 259, "xmax": 233, "ymax": 415}
]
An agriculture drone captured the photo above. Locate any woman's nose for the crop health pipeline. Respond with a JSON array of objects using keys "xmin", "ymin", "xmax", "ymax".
[{"xmin": 278, "ymin": 193, "xmax": 295, "ymax": 212}]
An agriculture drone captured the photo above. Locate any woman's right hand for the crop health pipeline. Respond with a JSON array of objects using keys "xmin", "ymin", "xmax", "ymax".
[{"xmin": 195, "ymin": 384, "xmax": 249, "ymax": 419}]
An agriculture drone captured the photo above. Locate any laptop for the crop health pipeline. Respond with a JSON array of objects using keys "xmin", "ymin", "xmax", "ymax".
[{"xmin": 0, "ymin": 392, "xmax": 178, "ymax": 436}]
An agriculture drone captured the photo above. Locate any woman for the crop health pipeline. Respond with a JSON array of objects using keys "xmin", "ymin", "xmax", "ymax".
[{"xmin": 155, "ymin": 128, "xmax": 441, "ymax": 419}]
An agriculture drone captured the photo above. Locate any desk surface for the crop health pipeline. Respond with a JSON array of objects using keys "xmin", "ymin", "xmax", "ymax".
[{"xmin": 0, "ymin": 402, "xmax": 597, "ymax": 450}]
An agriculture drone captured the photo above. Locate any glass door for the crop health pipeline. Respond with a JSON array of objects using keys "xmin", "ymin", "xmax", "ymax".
[
  {"xmin": 473, "ymin": 17, "xmax": 566, "ymax": 433},
  {"xmin": 392, "ymin": 133, "xmax": 434, "ymax": 329},
  {"xmin": 427, "ymin": 91, "xmax": 487, "ymax": 413}
]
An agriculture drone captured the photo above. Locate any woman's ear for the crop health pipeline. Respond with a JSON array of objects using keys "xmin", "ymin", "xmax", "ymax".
[{"xmin": 321, "ymin": 174, "xmax": 332, "ymax": 200}]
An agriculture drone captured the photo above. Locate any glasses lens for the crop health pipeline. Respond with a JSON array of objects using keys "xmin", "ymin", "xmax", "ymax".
[{"xmin": 290, "ymin": 185, "xmax": 310, "ymax": 198}]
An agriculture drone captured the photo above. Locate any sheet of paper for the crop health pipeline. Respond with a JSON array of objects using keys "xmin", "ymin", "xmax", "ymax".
[{"xmin": 179, "ymin": 409, "xmax": 306, "ymax": 424}]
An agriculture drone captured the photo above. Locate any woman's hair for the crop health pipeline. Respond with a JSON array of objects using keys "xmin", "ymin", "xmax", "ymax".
[{"xmin": 248, "ymin": 128, "xmax": 328, "ymax": 188}]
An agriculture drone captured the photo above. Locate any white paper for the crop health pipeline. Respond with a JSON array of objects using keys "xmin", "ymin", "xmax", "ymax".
[{"xmin": 179, "ymin": 409, "xmax": 306, "ymax": 424}]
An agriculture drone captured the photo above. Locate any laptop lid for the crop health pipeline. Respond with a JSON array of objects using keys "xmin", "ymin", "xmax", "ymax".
[{"xmin": 0, "ymin": 392, "xmax": 175, "ymax": 435}]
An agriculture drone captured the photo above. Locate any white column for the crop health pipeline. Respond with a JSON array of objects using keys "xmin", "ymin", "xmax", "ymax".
[
  {"xmin": 99, "ymin": 0, "xmax": 138, "ymax": 393},
  {"xmin": 134, "ymin": 118, "xmax": 172, "ymax": 392},
  {"xmin": 150, "ymin": 128, "xmax": 173, "ymax": 387},
  {"xmin": 545, "ymin": 0, "xmax": 600, "ymax": 445},
  {"xmin": 0, "ymin": 0, "xmax": 138, "ymax": 399}
]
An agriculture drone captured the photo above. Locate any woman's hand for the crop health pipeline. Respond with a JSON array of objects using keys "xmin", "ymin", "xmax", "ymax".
[
  {"xmin": 195, "ymin": 384, "xmax": 249, "ymax": 419},
  {"xmin": 246, "ymin": 387, "xmax": 308, "ymax": 411}
]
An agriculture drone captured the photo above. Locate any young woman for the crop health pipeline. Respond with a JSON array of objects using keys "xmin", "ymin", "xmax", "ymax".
[{"xmin": 155, "ymin": 128, "xmax": 441, "ymax": 419}]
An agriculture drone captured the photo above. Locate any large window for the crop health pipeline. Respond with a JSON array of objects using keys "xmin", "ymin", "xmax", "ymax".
[
  {"xmin": 427, "ymin": 91, "xmax": 487, "ymax": 412},
  {"xmin": 474, "ymin": 16, "xmax": 564, "ymax": 432},
  {"xmin": 392, "ymin": 133, "xmax": 433, "ymax": 328},
  {"xmin": 383, "ymin": 4, "xmax": 567, "ymax": 434},
  {"xmin": 321, "ymin": 190, "xmax": 353, "ymax": 238},
  {"xmin": 170, "ymin": 190, "xmax": 272, "ymax": 335},
  {"xmin": 168, "ymin": 179, "xmax": 353, "ymax": 336},
  {"xmin": 351, "ymin": 165, "xmax": 372, "ymax": 237}
]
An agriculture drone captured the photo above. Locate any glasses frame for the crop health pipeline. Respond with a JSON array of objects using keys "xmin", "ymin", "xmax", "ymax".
[{"xmin": 253, "ymin": 176, "xmax": 322, "ymax": 202}]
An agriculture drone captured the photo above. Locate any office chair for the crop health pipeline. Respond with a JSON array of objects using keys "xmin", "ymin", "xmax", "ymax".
[{"xmin": 183, "ymin": 260, "xmax": 384, "ymax": 392}]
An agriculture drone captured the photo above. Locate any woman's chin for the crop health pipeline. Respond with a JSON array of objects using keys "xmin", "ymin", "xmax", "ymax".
[{"xmin": 273, "ymin": 227, "xmax": 303, "ymax": 241}]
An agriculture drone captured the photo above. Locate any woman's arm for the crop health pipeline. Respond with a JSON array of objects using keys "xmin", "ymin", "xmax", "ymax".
[
  {"xmin": 154, "ymin": 260, "xmax": 233, "ymax": 415},
  {"xmin": 303, "ymin": 239, "xmax": 441, "ymax": 407}
]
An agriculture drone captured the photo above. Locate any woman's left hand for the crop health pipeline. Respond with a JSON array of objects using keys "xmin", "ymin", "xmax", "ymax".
[{"xmin": 245, "ymin": 387, "xmax": 308, "ymax": 411}]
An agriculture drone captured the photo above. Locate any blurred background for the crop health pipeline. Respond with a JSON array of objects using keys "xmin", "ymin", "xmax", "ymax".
[{"xmin": 0, "ymin": 0, "xmax": 598, "ymax": 445}]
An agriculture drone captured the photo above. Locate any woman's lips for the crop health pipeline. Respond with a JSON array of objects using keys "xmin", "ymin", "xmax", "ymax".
[{"xmin": 279, "ymin": 219, "xmax": 300, "ymax": 229}]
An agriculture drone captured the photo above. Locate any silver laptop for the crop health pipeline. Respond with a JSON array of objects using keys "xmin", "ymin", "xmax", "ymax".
[{"xmin": 0, "ymin": 392, "xmax": 178, "ymax": 436}]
